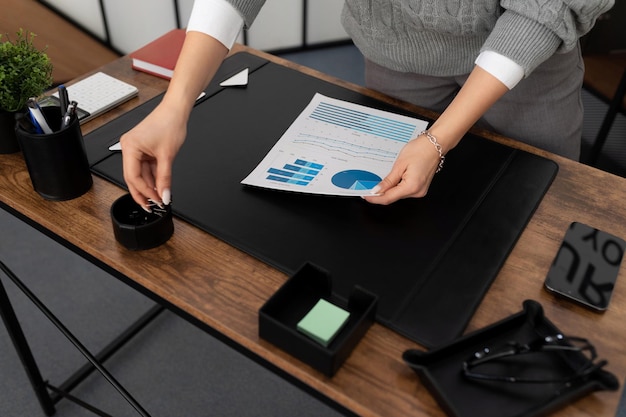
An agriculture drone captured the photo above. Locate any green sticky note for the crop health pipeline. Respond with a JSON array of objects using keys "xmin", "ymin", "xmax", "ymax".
[{"xmin": 297, "ymin": 299, "xmax": 350, "ymax": 347}]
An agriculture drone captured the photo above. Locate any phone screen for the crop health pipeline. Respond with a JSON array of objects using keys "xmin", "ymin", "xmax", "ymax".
[
  {"xmin": 544, "ymin": 222, "xmax": 625, "ymax": 311},
  {"xmin": 38, "ymin": 96, "xmax": 90, "ymax": 122}
]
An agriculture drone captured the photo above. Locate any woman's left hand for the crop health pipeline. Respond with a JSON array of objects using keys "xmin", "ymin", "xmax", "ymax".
[{"xmin": 362, "ymin": 133, "xmax": 442, "ymax": 205}]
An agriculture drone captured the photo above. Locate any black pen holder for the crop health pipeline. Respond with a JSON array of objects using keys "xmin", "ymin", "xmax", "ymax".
[
  {"xmin": 0, "ymin": 110, "xmax": 21, "ymax": 154},
  {"xmin": 15, "ymin": 106, "xmax": 93, "ymax": 200}
]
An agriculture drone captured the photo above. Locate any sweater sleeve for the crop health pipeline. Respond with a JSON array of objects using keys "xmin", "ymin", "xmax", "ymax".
[
  {"xmin": 482, "ymin": 0, "xmax": 614, "ymax": 76},
  {"xmin": 224, "ymin": 0, "xmax": 266, "ymax": 28}
]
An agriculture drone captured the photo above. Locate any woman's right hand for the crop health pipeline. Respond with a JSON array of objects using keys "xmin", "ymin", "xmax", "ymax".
[
  {"xmin": 120, "ymin": 31, "xmax": 230, "ymax": 211},
  {"xmin": 120, "ymin": 100, "xmax": 188, "ymax": 210}
]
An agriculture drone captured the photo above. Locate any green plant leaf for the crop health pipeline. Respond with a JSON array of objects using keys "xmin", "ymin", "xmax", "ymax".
[{"xmin": 0, "ymin": 29, "xmax": 53, "ymax": 112}]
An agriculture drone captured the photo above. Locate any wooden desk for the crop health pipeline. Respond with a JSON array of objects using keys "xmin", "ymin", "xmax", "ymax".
[
  {"xmin": 0, "ymin": 0, "xmax": 120, "ymax": 84},
  {"xmin": 1, "ymin": 45, "xmax": 625, "ymax": 417}
]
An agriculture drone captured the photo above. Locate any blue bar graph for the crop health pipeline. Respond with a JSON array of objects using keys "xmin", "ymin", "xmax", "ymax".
[
  {"xmin": 266, "ymin": 158, "xmax": 323, "ymax": 186},
  {"xmin": 294, "ymin": 159, "xmax": 323, "ymax": 170},
  {"xmin": 309, "ymin": 101, "xmax": 417, "ymax": 143},
  {"xmin": 266, "ymin": 175, "xmax": 310, "ymax": 186}
]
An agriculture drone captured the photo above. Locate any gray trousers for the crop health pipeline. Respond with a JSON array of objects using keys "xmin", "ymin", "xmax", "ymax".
[{"xmin": 365, "ymin": 45, "xmax": 585, "ymax": 160}]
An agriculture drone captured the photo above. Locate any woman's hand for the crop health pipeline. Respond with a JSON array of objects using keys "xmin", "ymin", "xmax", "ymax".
[
  {"xmin": 120, "ymin": 31, "xmax": 229, "ymax": 210},
  {"xmin": 120, "ymin": 101, "xmax": 187, "ymax": 210},
  {"xmin": 364, "ymin": 65, "xmax": 510, "ymax": 205},
  {"xmin": 362, "ymin": 133, "xmax": 442, "ymax": 205}
]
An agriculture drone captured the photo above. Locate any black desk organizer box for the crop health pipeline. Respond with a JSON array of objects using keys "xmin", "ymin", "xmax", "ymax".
[
  {"xmin": 402, "ymin": 300, "xmax": 619, "ymax": 417},
  {"xmin": 259, "ymin": 262, "xmax": 377, "ymax": 376},
  {"xmin": 84, "ymin": 52, "xmax": 559, "ymax": 350}
]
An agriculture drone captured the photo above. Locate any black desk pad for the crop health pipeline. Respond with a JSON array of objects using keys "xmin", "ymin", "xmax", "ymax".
[{"xmin": 85, "ymin": 52, "xmax": 559, "ymax": 348}]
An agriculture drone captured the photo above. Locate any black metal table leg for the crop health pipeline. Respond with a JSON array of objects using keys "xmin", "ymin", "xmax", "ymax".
[
  {"xmin": 0, "ymin": 260, "xmax": 156, "ymax": 417},
  {"xmin": 0, "ymin": 264, "xmax": 56, "ymax": 416},
  {"xmin": 586, "ymin": 69, "xmax": 626, "ymax": 166}
]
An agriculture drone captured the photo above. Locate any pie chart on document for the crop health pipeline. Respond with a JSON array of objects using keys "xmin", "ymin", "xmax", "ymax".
[{"xmin": 331, "ymin": 169, "xmax": 381, "ymax": 191}]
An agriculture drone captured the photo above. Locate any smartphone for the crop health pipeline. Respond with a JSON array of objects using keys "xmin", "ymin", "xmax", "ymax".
[
  {"xmin": 38, "ymin": 95, "xmax": 90, "ymax": 122},
  {"xmin": 544, "ymin": 222, "xmax": 625, "ymax": 311}
]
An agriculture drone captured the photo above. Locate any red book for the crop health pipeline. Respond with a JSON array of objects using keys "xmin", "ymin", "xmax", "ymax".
[{"xmin": 130, "ymin": 29, "xmax": 186, "ymax": 80}]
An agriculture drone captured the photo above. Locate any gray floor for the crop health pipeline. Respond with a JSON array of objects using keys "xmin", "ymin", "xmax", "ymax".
[
  {"xmin": 1, "ymin": 44, "xmax": 626, "ymax": 417},
  {"xmin": 0, "ymin": 208, "xmax": 347, "ymax": 417},
  {"xmin": 278, "ymin": 44, "xmax": 366, "ymax": 87}
]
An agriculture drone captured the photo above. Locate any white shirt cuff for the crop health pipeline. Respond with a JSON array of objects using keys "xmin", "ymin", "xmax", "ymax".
[
  {"xmin": 475, "ymin": 50, "xmax": 524, "ymax": 90},
  {"xmin": 186, "ymin": 0, "xmax": 244, "ymax": 49}
]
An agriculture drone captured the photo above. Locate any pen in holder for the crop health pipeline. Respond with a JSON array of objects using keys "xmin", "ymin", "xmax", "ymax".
[{"xmin": 15, "ymin": 105, "xmax": 92, "ymax": 200}]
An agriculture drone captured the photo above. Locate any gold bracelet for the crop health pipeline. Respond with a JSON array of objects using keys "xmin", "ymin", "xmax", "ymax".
[{"xmin": 420, "ymin": 130, "xmax": 445, "ymax": 173}]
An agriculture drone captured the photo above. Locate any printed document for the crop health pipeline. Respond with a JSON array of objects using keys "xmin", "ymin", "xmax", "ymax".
[{"xmin": 241, "ymin": 93, "xmax": 429, "ymax": 196}]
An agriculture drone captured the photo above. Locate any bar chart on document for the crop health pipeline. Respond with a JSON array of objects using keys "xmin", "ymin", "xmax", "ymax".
[{"xmin": 242, "ymin": 93, "xmax": 429, "ymax": 196}]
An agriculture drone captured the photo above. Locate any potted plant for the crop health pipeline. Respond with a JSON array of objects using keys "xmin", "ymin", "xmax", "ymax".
[{"xmin": 0, "ymin": 29, "xmax": 53, "ymax": 153}]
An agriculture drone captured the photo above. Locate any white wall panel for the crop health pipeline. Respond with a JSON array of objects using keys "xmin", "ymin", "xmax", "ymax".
[
  {"xmin": 41, "ymin": 0, "xmax": 107, "ymax": 40},
  {"xmin": 173, "ymin": 0, "xmax": 244, "ymax": 46},
  {"xmin": 103, "ymin": 0, "xmax": 177, "ymax": 54},
  {"xmin": 177, "ymin": 0, "xmax": 195, "ymax": 27},
  {"xmin": 247, "ymin": 0, "xmax": 302, "ymax": 51},
  {"xmin": 307, "ymin": 0, "xmax": 348, "ymax": 44},
  {"xmin": 41, "ymin": 0, "xmax": 349, "ymax": 53}
]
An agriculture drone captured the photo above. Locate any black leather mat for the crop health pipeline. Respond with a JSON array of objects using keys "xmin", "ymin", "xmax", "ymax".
[{"xmin": 85, "ymin": 52, "xmax": 558, "ymax": 347}]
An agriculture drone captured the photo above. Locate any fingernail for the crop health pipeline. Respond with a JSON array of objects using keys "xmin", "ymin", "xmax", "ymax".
[
  {"xmin": 370, "ymin": 185, "xmax": 381, "ymax": 195},
  {"xmin": 162, "ymin": 189, "xmax": 171, "ymax": 205},
  {"xmin": 148, "ymin": 198, "xmax": 164, "ymax": 209}
]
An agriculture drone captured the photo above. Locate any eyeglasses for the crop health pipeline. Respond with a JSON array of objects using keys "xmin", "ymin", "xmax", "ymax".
[{"xmin": 463, "ymin": 334, "xmax": 608, "ymax": 384}]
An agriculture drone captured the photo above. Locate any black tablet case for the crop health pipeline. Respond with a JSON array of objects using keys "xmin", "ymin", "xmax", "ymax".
[{"xmin": 85, "ymin": 52, "xmax": 559, "ymax": 348}]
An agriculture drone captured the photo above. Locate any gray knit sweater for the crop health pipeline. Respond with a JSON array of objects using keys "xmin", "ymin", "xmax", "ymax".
[{"xmin": 228, "ymin": 0, "xmax": 613, "ymax": 77}]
